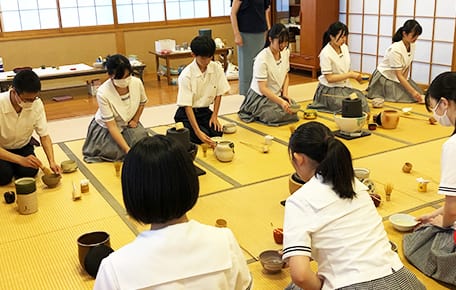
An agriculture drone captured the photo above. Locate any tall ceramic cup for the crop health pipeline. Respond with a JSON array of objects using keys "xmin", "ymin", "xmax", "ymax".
[
  {"xmin": 15, "ymin": 177, "xmax": 38, "ymax": 215},
  {"xmin": 77, "ymin": 231, "xmax": 111, "ymax": 271}
]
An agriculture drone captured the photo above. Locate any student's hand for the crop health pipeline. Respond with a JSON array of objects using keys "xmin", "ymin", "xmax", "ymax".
[
  {"xmin": 49, "ymin": 161, "xmax": 62, "ymax": 175},
  {"xmin": 355, "ymin": 73, "xmax": 363, "ymax": 83},
  {"xmin": 128, "ymin": 120, "xmax": 138, "ymax": 128},
  {"xmin": 19, "ymin": 155, "xmax": 43, "ymax": 169},
  {"xmin": 413, "ymin": 92, "xmax": 424, "ymax": 103},
  {"xmin": 416, "ymin": 213, "xmax": 437, "ymax": 226},
  {"xmin": 209, "ymin": 117, "xmax": 222, "ymax": 132},
  {"xmin": 280, "ymin": 99, "xmax": 293, "ymax": 114},
  {"xmin": 429, "ymin": 214, "xmax": 443, "ymax": 227},
  {"xmin": 196, "ymin": 130, "xmax": 215, "ymax": 148}
]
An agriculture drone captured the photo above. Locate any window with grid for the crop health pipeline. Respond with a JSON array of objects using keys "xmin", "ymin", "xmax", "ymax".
[
  {"xmin": 0, "ymin": 0, "xmax": 229, "ymax": 32},
  {"xmin": 339, "ymin": 0, "xmax": 455, "ymax": 84}
]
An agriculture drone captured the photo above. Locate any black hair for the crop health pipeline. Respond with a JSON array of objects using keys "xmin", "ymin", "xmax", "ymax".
[
  {"xmin": 424, "ymin": 71, "xmax": 456, "ymax": 135},
  {"xmin": 121, "ymin": 135, "xmax": 199, "ymax": 224},
  {"xmin": 105, "ymin": 54, "xmax": 133, "ymax": 80},
  {"xmin": 288, "ymin": 122, "xmax": 356, "ymax": 199},
  {"xmin": 12, "ymin": 70, "xmax": 41, "ymax": 94},
  {"xmin": 190, "ymin": 35, "xmax": 216, "ymax": 57},
  {"xmin": 392, "ymin": 19, "xmax": 422, "ymax": 42},
  {"xmin": 264, "ymin": 23, "xmax": 289, "ymax": 48},
  {"xmin": 322, "ymin": 21, "xmax": 349, "ymax": 48}
]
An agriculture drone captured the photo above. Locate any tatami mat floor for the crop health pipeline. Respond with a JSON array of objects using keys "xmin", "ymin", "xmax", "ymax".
[{"xmin": 1, "ymin": 81, "xmax": 454, "ymax": 289}]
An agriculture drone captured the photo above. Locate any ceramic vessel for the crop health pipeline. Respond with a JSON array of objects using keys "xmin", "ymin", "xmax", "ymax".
[
  {"xmin": 61, "ymin": 160, "xmax": 78, "ymax": 173},
  {"xmin": 342, "ymin": 97, "xmax": 362, "ymax": 118},
  {"xmin": 215, "ymin": 218, "xmax": 227, "ymax": 228},
  {"xmin": 380, "ymin": 110, "xmax": 400, "ymax": 129},
  {"xmin": 214, "ymin": 141, "xmax": 234, "ymax": 162},
  {"xmin": 289, "ymin": 103, "xmax": 301, "ymax": 113},
  {"xmin": 14, "ymin": 177, "xmax": 36, "ymax": 194},
  {"xmin": 84, "ymin": 244, "xmax": 114, "ymax": 278},
  {"xmin": 273, "ymin": 228, "xmax": 283, "ymax": 244},
  {"xmin": 223, "ymin": 122, "xmax": 237, "ymax": 134},
  {"xmin": 372, "ymin": 98, "xmax": 384, "ymax": 108},
  {"xmin": 77, "ymin": 231, "xmax": 111, "ymax": 271},
  {"xmin": 259, "ymin": 250, "xmax": 284, "ymax": 273},
  {"xmin": 303, "ymin": 109, "xmax": 317, "ymax": 120},
  {"xmin": 15, "ymin": 177, "xmax": 38, "ymax": 214},
  {"xmin": 42, "ymin": 173, "xmax": 61, "ymax": 188},
  {"xmin": 402, "ymin": 162, "xmax": 413, "ymax": 173},
  {"xmin": 334, "ymin": 112, "xmax": 367, "ymax": 133},
  {"xmin": 166, "ymin": 127, "xmax": 192, "ymax": 151}
]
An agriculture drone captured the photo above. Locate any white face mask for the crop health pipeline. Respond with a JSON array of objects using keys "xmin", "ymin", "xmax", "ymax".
[
  {"xmin": 432, "ymin": 99, "xmax": 452, "ymax": 127},
  {"xmin": 15, "ymin": 94, "xmax": 34, "ymax": 110},
  {"xmin": 112, "ymin": 76, "xmax": 132, "ymax": 88}
]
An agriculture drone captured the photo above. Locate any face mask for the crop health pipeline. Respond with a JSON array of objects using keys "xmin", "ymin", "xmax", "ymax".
[
  {"xmin": 432, "ymin": 100, "xmax": 452, "ymax": 126},
  {"xmin": 15, "ymin": 94, "xmax": 33, "ymax": 110},
  {"xmin": 112, "ymin": 76, "xmax": 132, "ymax": 88}
]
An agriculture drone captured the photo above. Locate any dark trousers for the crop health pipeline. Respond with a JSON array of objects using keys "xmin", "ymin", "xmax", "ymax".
[
  {"xmin": 174, "ymin": 107, "xmax": 223, "ymax": 144},
  {"xmin": 0, "ymin": 143, "xmax": 38, "ymax": 185}
]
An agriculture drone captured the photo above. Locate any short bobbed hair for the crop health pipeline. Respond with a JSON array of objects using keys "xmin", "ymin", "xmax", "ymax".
[
  {"xmin": 105, "ymin": 54, "xmax": 133, "ymax": 79},
  {"xmin": 121, "ymin": 135, "xmax": 199, "ymax": 224}
]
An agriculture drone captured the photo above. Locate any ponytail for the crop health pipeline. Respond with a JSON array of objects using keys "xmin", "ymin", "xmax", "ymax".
[
  {"xmin": 322, "ymin": 31, "xmax": 331, "ymax": 49},
  {"xmin": 289, "ymin": 122, "xmax": 356, "ymax": 199},
  {"xmin": 317, "ymin": 138, "xmax": 356, "ymax": 198},
  {"xmin": 322, "ymin": 21, "xmax": 348, "ymax": 49},
  {"xmin": 392, "ymin": 19, "xmax": 422, "ymax": 43}
]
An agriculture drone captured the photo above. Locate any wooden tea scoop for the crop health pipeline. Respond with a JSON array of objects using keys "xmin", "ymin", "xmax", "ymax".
[{"xmin": 240, "ymin": 141, "xmax": 269, "ymax": 153}]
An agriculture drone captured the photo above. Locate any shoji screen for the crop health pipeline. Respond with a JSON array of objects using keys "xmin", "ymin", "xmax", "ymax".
[{"xmin": 339, "ymin": 0, "xmax": 455, "ymax": 84}]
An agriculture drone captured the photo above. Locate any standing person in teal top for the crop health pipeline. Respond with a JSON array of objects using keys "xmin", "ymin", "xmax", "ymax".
[{"xmin": 231, "ymin": 0, "xmax": 271, "ymax": 96}]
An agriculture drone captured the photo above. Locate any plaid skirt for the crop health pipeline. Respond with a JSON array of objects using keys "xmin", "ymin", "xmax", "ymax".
[
  {"xmin": 82, "ymin": 118, "xmax": 149, "ymax": 163},
  {"xmin": 307, "ymin": 83, "xmax": 370, "ymax": 114},
  {"xmin": 367, "ymin": 70, "xmax": 423, "ymax": 103},
  {"xmin": 238, "ymin": 88, "xmax": 298, "ymax": 126},
  {"xmin": 285, "ymin": 266, "xmax": 425, "ymax": 290}
]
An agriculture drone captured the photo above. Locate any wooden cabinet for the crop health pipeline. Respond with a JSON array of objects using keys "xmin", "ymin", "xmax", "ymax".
[{"xmin": 290, "ymin": 0, "xmax": 339, "ymax": 78}]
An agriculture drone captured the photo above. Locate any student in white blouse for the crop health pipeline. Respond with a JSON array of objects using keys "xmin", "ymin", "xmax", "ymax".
[
  {"xmin": 0, "ymin": 70, "xmax": 61, "ymax": 185},
  {"xmin": 283, "ymin": 122, "xmax": 425, "ymax": 290},
  {"xmin": 238, "ymin": 23, "xmax": 298, "ymax": 126},
  {"xmin": 94, "ymin": 135, "xmax": 252, "ymax": 290},
  {"xmin": 82, "ymin": 54, "xmax": 148, "ymax": 163},
  {"xmin": 307, "ymin": 21, "xmax": 369, "ymax": 114},
  {"xmin": 174, "ymin": 36, "xmax": 230, "ymax": 147},
  {"xmin": 368, "ymin": 19, "xmax": 424, "ymax": 103}
]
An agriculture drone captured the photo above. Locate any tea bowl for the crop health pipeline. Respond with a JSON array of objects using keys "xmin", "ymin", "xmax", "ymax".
[
  {"xmin": 223, "ymin": 122, "xmax": 237, "ymax": 134},
  {"xmin": 61, "ymin": 160, "xmax": 78, "ymax": 173},
  {"xmin": 42, "ymin": 173, "xmax": 62, "ymax": 188},
  {"xmin": 259, "ymin": 250, "xmax": 284, "ymax": 274},
  {"xmin": 289, "ymin": 103, "xmax": 301, "ymax": 114},
  {"xmin": 389, "ymin": 213, "xmax": 418, "ymax": 232}
]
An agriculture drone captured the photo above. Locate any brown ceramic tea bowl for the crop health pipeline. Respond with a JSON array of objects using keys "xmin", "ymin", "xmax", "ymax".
[
  {"xmin": 259, "ymin": 250, "xmax": 284, "ymax": 274},
  {"xmin": 42, "ymin": 173, "xmax": 62, "ymax": 188}
]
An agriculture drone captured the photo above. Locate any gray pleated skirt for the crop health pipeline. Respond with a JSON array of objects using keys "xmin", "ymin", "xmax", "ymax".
[
  {"xmin": 238, "ymin": 88, "xmax": 298, "ymax": 126},
  {"xmin": 285, "ymin": 266, "xmax": 425, "ymax": 290},
  {"xmin": 367, "ymin": 70, "xmax": 423, "ymax": 103},
  {"xmin": 307, "ymin": 83, "xmax": 370, "ymax": 114},
  {"xmin": 82, "ymin": 118, "xmax": 149, "ymax": 163}
]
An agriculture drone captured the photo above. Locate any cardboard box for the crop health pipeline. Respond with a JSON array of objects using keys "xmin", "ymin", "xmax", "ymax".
[{"xmin": 155, "ymin": 39, "xmax": 176, "ymax": 52}]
